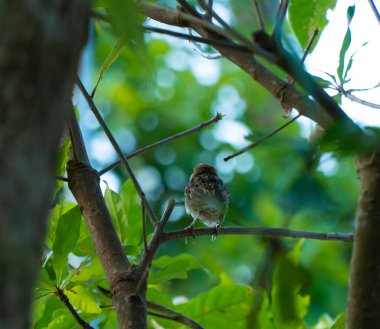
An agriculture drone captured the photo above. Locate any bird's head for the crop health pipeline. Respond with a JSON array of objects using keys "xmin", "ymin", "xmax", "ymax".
[{"xmin": 192, "ymin": 163, "xmax": 218, "ymax": 177}]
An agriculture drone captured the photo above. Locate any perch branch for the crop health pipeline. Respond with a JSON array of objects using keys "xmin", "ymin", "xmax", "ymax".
[{"xmin": 161, "ymin": 226, "xmax": 353, "ymax": 243}]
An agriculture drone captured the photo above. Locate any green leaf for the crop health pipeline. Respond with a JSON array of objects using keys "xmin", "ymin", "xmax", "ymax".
[
  {"xmin": 33, "ymin": 298, "xmax": 65, "ymax": 329},
  {"xmin": 52, "ymin": 206, "xmax": 82, "ymax": 285},
  {"xmin": 47, "ymin": 202, "xmax": 76, "ymax": 249},
  {"xmin": 176, "ymin": 283, "xmax": 253, "ymax": 328},
  {"xmin": 313, "ymin": 75, "xmax": 333, "ymax": 89},
  {"xmin": 343, "ymin": 41, "xmax": 368, "ymax": 83},
  {"xmin": 289, "ymin": 0, "xmax": 336, "ymax": 49},
  {"xmin": 104, "ymin": 180, "xmax": 142, "ymax": 246},
  {"xmin": 330, "ymin": 313, "xmax": 345, "ymax": 329},
  {"xmin": 47, "ymin": 309, "xmax": 76, "ymax": 329},
  {"xmin": 122, "ymin": 244, "xmax": 142, "ymax": 256},
  {"xmin": 149, "ymin": 254, "xmax": 204, "ymax": 284},
  {"xmin": 92, "ymin": 35, "xmax": 128, "ymax": 97},
  {"xmin": 120, "ymin": 180, "xmax": 142, "ymax": 245},
  {"xmin": 65, "ymin": 285, "xmax": 102, "ymax": 314},
  {"xmin": 272, "ymin": 240, "xmax": 309, "ymax": 328},
  {"xmin": 337, "ymin": 5, "xmax": 355, "ymax": 82},
  {"xmin": 71, "ymin": 257, "xmax": 105, "ymax": 283},
  {"xmin": 104, "ymin": 187, "xmax": 129, "ymax": 244},
  {"xmin": 106, "ymin": 0, "xmax": 144, "ymax": 41},
  {"xmin": 72, "ymin": 221, "xmax": 94, "ymax": 257}
]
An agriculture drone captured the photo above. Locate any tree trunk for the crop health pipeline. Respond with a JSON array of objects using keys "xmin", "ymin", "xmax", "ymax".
[
  {"xmin": 347, "ymin": 145, "xmax": 380, "ymax": 328},
  {"xmin": 0, "ymin": 1, "xmax": 89, "ymax": 328}
]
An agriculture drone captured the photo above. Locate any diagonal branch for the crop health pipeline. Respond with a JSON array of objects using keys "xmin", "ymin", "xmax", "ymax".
[
  {"xmin": 76, "ymin": 77, "xmax": 158, "ymax": 226},
  {"xmin": 141, "ymin": 200, "xmax": 176, "ymax": 270},
  {"xmin": 140, "ymin": 1, "xmax": 366, "ymax": 145},
  {"xmin": 252, "ymin": 0, "xmax": 265, "ymax": 31},
  {"xmin": 143, "ymin": 26, "xmax": 245, "ymax": 51},
  {"xmin": 55, "ymin": 287, "xmax": 94, "ymax": 329},
  {"xmin": 99, "ymin": 113, "xmax": 222, "ymax": 175},
  {"xmin": 148, "ymin": 301, "xmax": 205, "ymax": 329},
  {"xmin": 342, "ymin": 90, "xmax": 380, "ymax": 110},
  {"xmin": 224, "ymin": 114, "xmax": 301, "ymax": 161},
  {"xmin": 138, "ymin": 2, "xmax": 330, "ymax": 129}
]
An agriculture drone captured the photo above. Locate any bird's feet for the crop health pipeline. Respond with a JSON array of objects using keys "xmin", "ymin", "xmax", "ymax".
[
  {"xmin": 211, "ymin": 223, "xmax": 221, "ymax": 241},
  {"xmin": 185, "ymin": 225, "xmax": 196, "ymax": 239}
]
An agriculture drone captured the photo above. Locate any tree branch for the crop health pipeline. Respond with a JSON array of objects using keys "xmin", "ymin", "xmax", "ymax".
[
  {"xmin": 252, "ymin": 0, "xmax": 265, "ymax": 31},
  {"xmin": 66, "ymin": 106, "xmax": 148, "ymax": 329},
  {"xmin": 224, "ymin": 114, "xmax": 301, "ymax": 161},
  {"xmin": 343, "ymin": 91, "xmax": 380, "ymax": 110},
  {"xmin": 99, "ymin": 113, "xmax": 222, "ymax": 175},
  {"xmin": 76, "ymin": 77, "xmax": 158, "ymax": 226},
  {"xmin": 140, "ymin": 1, "xmax": 369, "ymax": 148},
  {"xmin": 138, "ymin": 2, "xmax": 332, "ymax": 128},
  {"xmin": 347, "ymin": 146, "xmax": 380, "ymax": 327},
  {"xmin": 55, "ymin": 287, "xmax": 94, "ymax": 329},
  {"xmin": 141, "ymin": 200, "xmax": 176, "ymax": 270},
  {"xmin": 161, "ymin": 226, "xmax": 353, "ymax": 243},
  {"xmin": 148, "ymin": 301, "xmax": 205, "ymax": 329}
]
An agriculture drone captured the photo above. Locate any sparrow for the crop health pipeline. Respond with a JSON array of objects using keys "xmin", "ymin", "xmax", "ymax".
[{"xmin": 184, "ymin": 163, "xmax": 229, "ymax": 235}]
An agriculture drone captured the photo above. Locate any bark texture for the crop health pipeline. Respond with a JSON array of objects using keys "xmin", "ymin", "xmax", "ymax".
[
  {"xmin": 67, "ymin": 107, "xmax": 148, "ymax": 329},
  {"xmin": 347, "ymin": 147, "xmax": 380, "ymax": 328},
  {"xmin": 0, "ymin": 1, "xmax": 89, "ymax": 328}
]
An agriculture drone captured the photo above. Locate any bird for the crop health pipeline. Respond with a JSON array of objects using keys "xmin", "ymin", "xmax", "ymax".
[{"xmin": 184, "ymin": 163, "xmax": 229, "ymax": 237}]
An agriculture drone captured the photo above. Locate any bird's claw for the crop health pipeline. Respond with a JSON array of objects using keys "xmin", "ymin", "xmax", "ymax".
[
  {"xmin": 211, "ymin": 223, "xmax": 220, "ymax": 241},
  {"xmin": 185, "ymin": 225, "xmax": 196, "ymax": 239}
]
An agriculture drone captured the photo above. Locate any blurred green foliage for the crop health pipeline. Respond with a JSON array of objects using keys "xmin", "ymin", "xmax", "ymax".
[{"xmin": 31, "ymin": 0, "xmax": 361, "ymax": 328}]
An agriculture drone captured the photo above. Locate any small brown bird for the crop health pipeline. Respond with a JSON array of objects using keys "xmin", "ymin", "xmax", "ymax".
[{"xmin": 184, "ymin": 163, "xmax": 229, "ymax": 234}]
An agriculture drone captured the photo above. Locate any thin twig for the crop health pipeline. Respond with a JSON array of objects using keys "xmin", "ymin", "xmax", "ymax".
[
  {"xmin": 142, "ymin": 200, "xmax": 148, "ymax": 252},
  {"xmin": 99, "ymin": 113, "xmax": 222, "ymax": 175},
  {"xmin": 134, "ymin": 265, "xmax": 150, "ymax": 296},
  {"xmin": 225, "ymin": 29, "xmax": 318, "ymax": 161},
  {"xmin": 252, "ymin": 0, "xmax": 265, "ymax": 31},
  {"xmin": 55, "ymin": 287, "xmax": 94, "ymax": 329},
  {"xmin": 224, "ymin": 114, "xmax": 301, "ymax": 161},
  {"xmin": 301, "ymin": 28, "xmax": 318, "ymax": 63},
  {"xmin": 148, "ymin": 301, "xmax": 205, "ymax": 329},
  {"xmin": 287, "ymin": 28, "xmax": 318, "ymax": 84},
  {"xmin": 141, "ymin": 200, "xmax": 176, "ymax": 269},
  {"xmin": 175, "ymin": 0, "xmax": 276, "ymax": 61},
  {"xmin": 368, "ymin": 0, "xmax": 380, "ymax": 24},
  {"xmin": 76, "ymin": 77, "xmax": 158, "ymax": 226},
  {"xmin": 161, "ymin": 226, "xmax": 353, "ymax": 243},
  {"xmin": 187, "ymin": 27, "xmax": 223, "ymax": 59},
  {"xmin": 97, "ymin": 286, "xmax": 112, "ymax": 298},
  {"xmin": 143, "ymin": 26, "xmax": 245, "ymax": 51},
  {"xmin": 56, "ymin": 175, "xmax": 69, "ymax": 182},
  {"xmin": 343, "ymin": 92, "xmax": 380, "ymax": 109}
]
